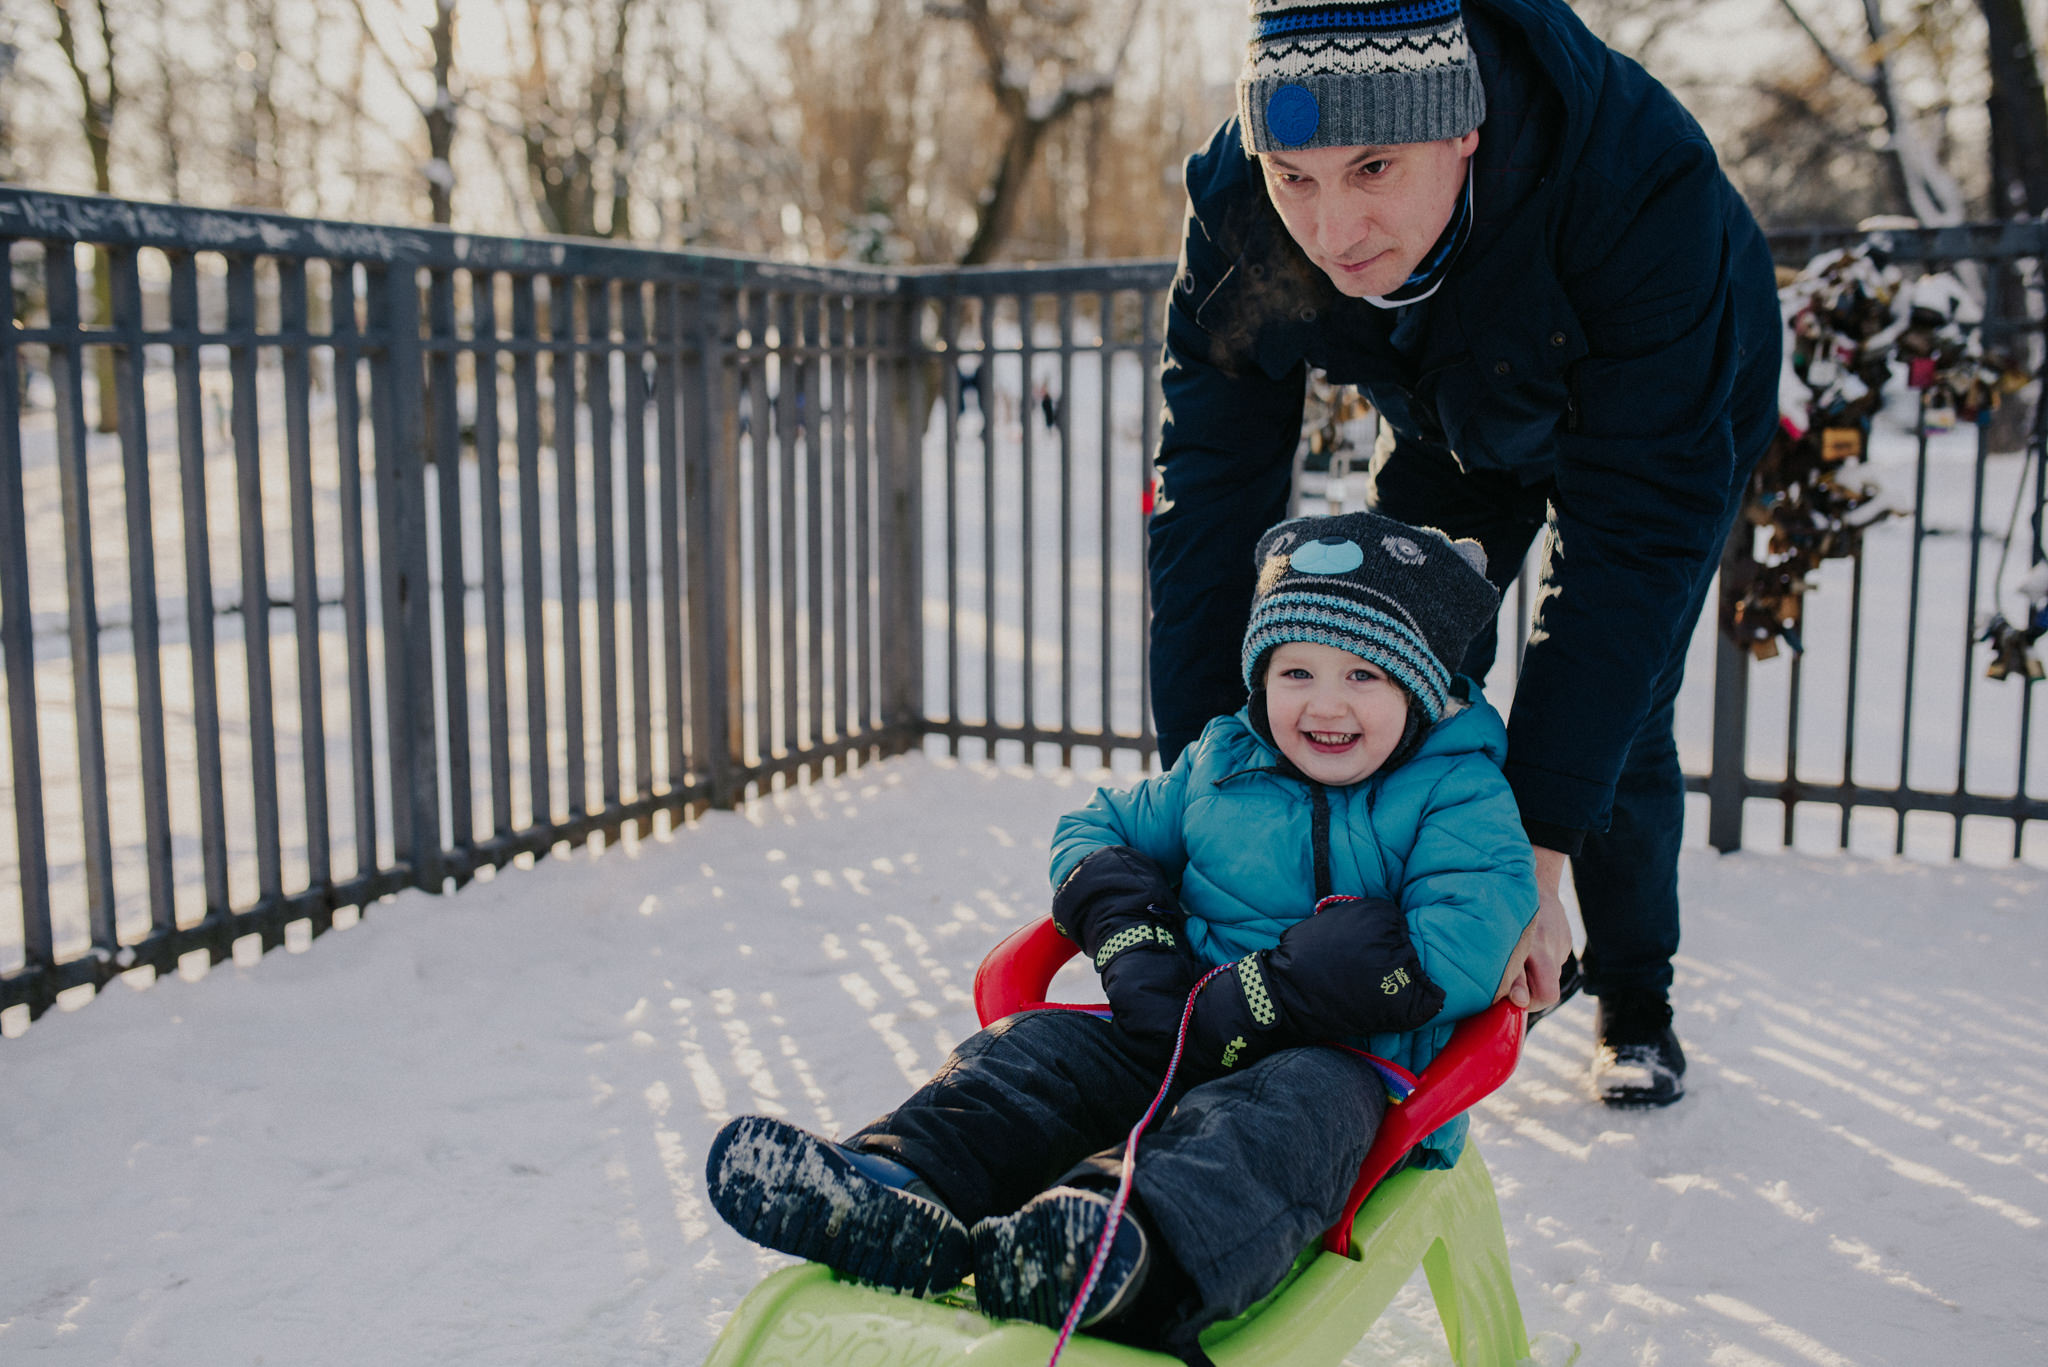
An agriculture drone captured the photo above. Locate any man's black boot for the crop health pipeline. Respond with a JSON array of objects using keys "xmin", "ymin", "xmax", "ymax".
[{"xmin": 1592, "ymin": 992, "xmax": 1685, "ymax": 1107}]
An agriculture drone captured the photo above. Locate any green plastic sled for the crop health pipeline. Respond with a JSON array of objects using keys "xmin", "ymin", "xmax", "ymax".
[
  {"xmin": 703, "ymin": 917, "xmax": 1531, "ymax": 1366},
  {"xmin": 705, "ymin": 1136, "xmax": 1528, "ymax": 1366}
]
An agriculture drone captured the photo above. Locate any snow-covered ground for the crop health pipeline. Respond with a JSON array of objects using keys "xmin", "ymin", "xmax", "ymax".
[{"xmin": 5, "ymin": 756, "xmax": 2045, "ymax": 1366}]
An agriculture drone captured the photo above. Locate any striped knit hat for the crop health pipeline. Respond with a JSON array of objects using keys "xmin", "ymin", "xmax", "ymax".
[
  {"xmin": 1238, "ymin": 0, "xmax": 1486, "ymax": 155},
  {"xmin": 1241, "ymin": 511, "xmax": 1498, "ymax": 723}
]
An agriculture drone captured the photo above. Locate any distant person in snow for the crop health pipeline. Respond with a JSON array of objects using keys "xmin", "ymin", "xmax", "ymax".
[
  {"xmin": 1148, "ymin": 0, "xmax": 1783, "ymax": 1106},
  {"xmin": 705, "ymin": 510, "xmax": 1536, "ymax": 1356}
]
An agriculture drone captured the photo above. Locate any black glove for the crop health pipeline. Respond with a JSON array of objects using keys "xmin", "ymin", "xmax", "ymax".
[
  {"xmin": 1052, "ymin": 846, "xmax": 1200, "ymax": 1065},
  {"xmin": 1184, "ymin": 895, "xmax": 1446, "ymax": 1079}
]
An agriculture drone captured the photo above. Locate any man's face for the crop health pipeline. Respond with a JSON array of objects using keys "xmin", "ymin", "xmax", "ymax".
[{"xmin": 1259, "ymin": 132, "xmax": 1480, "ymax": 298}]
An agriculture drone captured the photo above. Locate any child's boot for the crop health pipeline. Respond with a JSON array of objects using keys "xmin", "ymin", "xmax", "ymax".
[
  {"xmin": 970, "ymin": 1186, "xmax": 1151, "ymax": 1329},
  {"xmin": 704, "ymin": 1114, "xmax": 970, "ymax": 1296}
]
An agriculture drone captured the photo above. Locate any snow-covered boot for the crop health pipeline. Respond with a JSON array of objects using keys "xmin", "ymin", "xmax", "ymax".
[
  {"xmin": 704, "ymin": 1115, "xmax": 970, "ymax": 1296},
  {"xmin": 1592, "ymin": 992, "xmax": 1686, "ymax": 1108},
  {"xmin": 970, "ymin": 1186, "xmax": 1151, "ymax": 1329}
]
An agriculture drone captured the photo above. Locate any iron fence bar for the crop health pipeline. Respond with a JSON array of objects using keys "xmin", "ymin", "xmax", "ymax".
[
  {"xmin": 982, "ymin": 294, "xmax": 998, "ymax": 743},
  {"xmin": 427, "ymin": 266, "xmax": 474, "ymax": 869},
  {"xmin": 169, "ymin": 251, "xmax": 233, "ymax": 913},
  {"xmin": 470, "ymin": 272, "xmax": 514, "ymax": 842},
  {"xmin": 687, "ymin": 285, "xmax": 743, "ymax": 802},
  {"xmin": 587, "ymin": 280, "xmax": 622, "ymax": 838},
  {"xmin": 108, "ymin": 246, "xmax": 177, "ymax": 936},
  {"xmin": 1098, "ymin": 296, "xmax": 1115, "ymax": 765},
  {"xmin": 368, "ymin": 261, "xmax": 440, "ymax": 888},
  {"xmin": 1057, "ymin": 290, "xmax": 1075, "ymax": 769},
  {"xmin": 510, "ymin": 274, "xmax": 551, "ymax": 831},
  {"xmin": 329, "ymin": 264, "xmax": 378, "ymax": 897},
  {"xmin": 1839, "ymin": 549, "xmax": 1868, "ymax": 851},
  {"xmin": 620, "ymin": 281, "xmax": 654, "ymax": 836},
  {"xmin": 226, "ymin": 253, "xmax": 285, "ymax": 906},
  {"xmin": 830, "ymin": 295, "xmax": 853, "ymax": 748},
  {"xmin": 654, "ymin": 282, "xmax": 689, "ymax": 797},
  {"xmin": 278, "ymin": 258, "xmax": 332, "ymax": 900},
  {"xmin": 4, "ymin": 865, "xmax": 417, "ymax": 1007},
  {"xmin": 853, "ymin": 298, "xmax": 875, "ymax": 745},
  {"xmin": 745, "ymin": 289, "xmax": 773, "ymax": 768},
  {"xmin": 877, "ymin": 297, "xmax": 910, "ymax": 740},
  {"xmin": 1783, "ymin": 641, "xmax": 1804, "ymax": 847},
  {"xmin": 2020, "ymin": 443, "xmax": 2047, "ymax": 855},
  {"xmin": 803, "ymin": 292, "xmax": 826, "ymax": 760},
  {"xmin": 928, "ymin": 721, "xmax": 1155, "ymax": 749},
  {"xmin": 1019, "ymin": 292, "xmax": 1037, "ymax": 762},
  {"xmin": 938, "ymin": 295, "xmax": 961, "ymax": 750},
  {"xmin": 1957, "ymin": 433, "xmax": 1992, "ymax": 859},
  {"xmin": 551, "ymin": 274, "xmax": 587, "ymax": 837},
  {"xmin": 1895, "ymin": 401, "xmax": 1934, "ymax": 853},
  {"xmin": 776, "ymin": 291, "xmax": 801, "ymax": 763},
  {"xmin": 1140, "ymin": 287, "xmax": 1161, "ymax": 761},
  {"xmin": 1736, "ymin": 774, "xmax": 2048, "ymax": 822},
  {"xmin": 0, "ymin": 240, "xmax": 54, "ymax": 988},
  {"xmin": 45, "ymin": 240, "xmax": 119, "ymax": 949},
  {"xmin": 899, "ymin": 295, "xmax": 928, "ymax": 748}
]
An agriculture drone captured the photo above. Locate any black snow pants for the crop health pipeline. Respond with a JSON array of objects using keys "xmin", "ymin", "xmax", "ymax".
[{"xmin": 847, "ymin": 1008, "xmax": 1388, "ymax": 1352}]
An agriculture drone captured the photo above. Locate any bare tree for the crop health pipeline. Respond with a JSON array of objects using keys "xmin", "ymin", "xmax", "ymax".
[
  {"xmin": 345, "ymin": 0, "xmax": 461, "ymax": 224},
  {"xmin": 502, "ymin": 0, "xmax": 647, "ymax": 239},
  {"xmin": 1977, "ymin": 0, "xmax": 2048, "ymax": 215},
  {"xmin": 47, "ymin": 0, "xmax": 118, "ymax": 430},
  {"xmin": 935, "ymin": 0, "xmax": 1147, "ymax": 265},
  {"xmin": 1776, "ymin": 0, "xmax": 1966, "ymax": 223}
]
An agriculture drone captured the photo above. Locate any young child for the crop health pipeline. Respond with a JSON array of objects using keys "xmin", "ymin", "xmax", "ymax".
[{"xmin": 705, "ymin": 511, "xmax": 1536, "ymax": 1357}]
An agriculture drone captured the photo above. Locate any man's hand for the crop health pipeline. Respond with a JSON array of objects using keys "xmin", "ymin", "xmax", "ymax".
[{"xmin": 1497, "ymin": 846, "xmax": 1574, "ymax": 1011}]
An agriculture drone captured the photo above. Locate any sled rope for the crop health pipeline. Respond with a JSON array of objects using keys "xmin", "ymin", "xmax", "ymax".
[{"xmin": 1047, "ymin": 963, "xmax": 1229, "ymax": 1367}]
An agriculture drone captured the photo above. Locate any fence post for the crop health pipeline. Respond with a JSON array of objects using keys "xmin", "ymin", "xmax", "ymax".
[
  {"xmin": 878, "ymin": 295, "xmax": 926, "ymax": 754},
  {"xmin": 1708, "ymin": 518, "xmax": 1753, "ymax": 853},
  {"xmin": 368, "ymin": 261, "xmax": 444, "ymax": 891},
  {"xmin": 0, "ymin": 236, "xmax": 54, "ymax": 1011},
  {"xmin": 686, "ymin": 284, "xmax": 744, "ymax": 807}
]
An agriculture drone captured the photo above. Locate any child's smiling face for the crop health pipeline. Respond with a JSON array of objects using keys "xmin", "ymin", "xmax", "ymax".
[{"xmin": 1263, "ymin": 640, "xmax": 1412, "ymax": 785}]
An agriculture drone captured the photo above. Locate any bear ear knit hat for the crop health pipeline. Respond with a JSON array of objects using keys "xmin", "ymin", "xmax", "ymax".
[
  {"xmin": 1242, "ymin": 510, "xmax": 1499, "ymax": 724},
  {"xmin": 1237, "ymin": 0, "xmax": 1487, "ymax": 155}
]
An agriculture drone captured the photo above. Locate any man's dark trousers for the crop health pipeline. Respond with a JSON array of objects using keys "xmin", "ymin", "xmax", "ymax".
[{"xmin": 1366, "ymin": 436, "xmax": 1746, "ymax": 1001}]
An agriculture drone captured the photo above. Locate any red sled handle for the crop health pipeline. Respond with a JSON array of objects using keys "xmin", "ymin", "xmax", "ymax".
[{"xmin": 970, "ymin": 916, "xmax": 1525, "ymax": 1257}]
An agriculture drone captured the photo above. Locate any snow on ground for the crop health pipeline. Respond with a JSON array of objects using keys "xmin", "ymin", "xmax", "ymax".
[{"xmin": 5, "ymin": 755, "xmax": 2046, "ymax": 1366}]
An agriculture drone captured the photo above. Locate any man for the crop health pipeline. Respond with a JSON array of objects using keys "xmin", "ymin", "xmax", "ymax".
[{"xmin": 1149, "ymin": 0, "xmax": 1782, "ymax": 1106}]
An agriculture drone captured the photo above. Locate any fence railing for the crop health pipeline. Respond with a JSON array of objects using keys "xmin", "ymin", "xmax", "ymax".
[{"xmin": 3, "ymin": 186, "xmax": 2045, "ymax": 1031}]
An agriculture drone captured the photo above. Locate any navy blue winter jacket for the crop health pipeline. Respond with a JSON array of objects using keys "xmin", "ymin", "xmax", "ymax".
[{"xmin": 1150, "ymin": 0, "xmax": 1782, "ymax": 839}]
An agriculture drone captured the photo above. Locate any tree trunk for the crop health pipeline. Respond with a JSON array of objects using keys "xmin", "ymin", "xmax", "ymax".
[
  {"xmin": 1978, "ymin": 0, "xmax": 2048, "ymax": 215},
  {"xmin": 959, "ymin": 117, "xmax": 1050, "ymax": 266},
  {"xmin": 426, "ymin": 0, "xmax": 457, "ymax": 224}
]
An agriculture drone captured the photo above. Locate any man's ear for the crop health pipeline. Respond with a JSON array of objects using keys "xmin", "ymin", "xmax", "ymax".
[{"xmin": 1454, "ymin": 128, "xmax": 1480, "ymax": 159}]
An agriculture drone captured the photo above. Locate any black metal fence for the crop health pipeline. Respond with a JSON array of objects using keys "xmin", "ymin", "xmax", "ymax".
[{"xmin": 3, "ymin": 187, "xmax": 2045, "ymax": 1031}]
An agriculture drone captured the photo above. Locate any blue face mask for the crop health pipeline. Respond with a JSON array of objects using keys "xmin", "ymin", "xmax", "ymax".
[{"xmin": 1364, "ymin": 160, "xmax": 1475, "ymax": 310}]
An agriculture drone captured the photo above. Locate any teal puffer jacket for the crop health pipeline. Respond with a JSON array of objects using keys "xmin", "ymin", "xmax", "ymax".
[{"xmin": 1050, "ymin": 683, "xmax": 1536, "ymax": 1166}]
